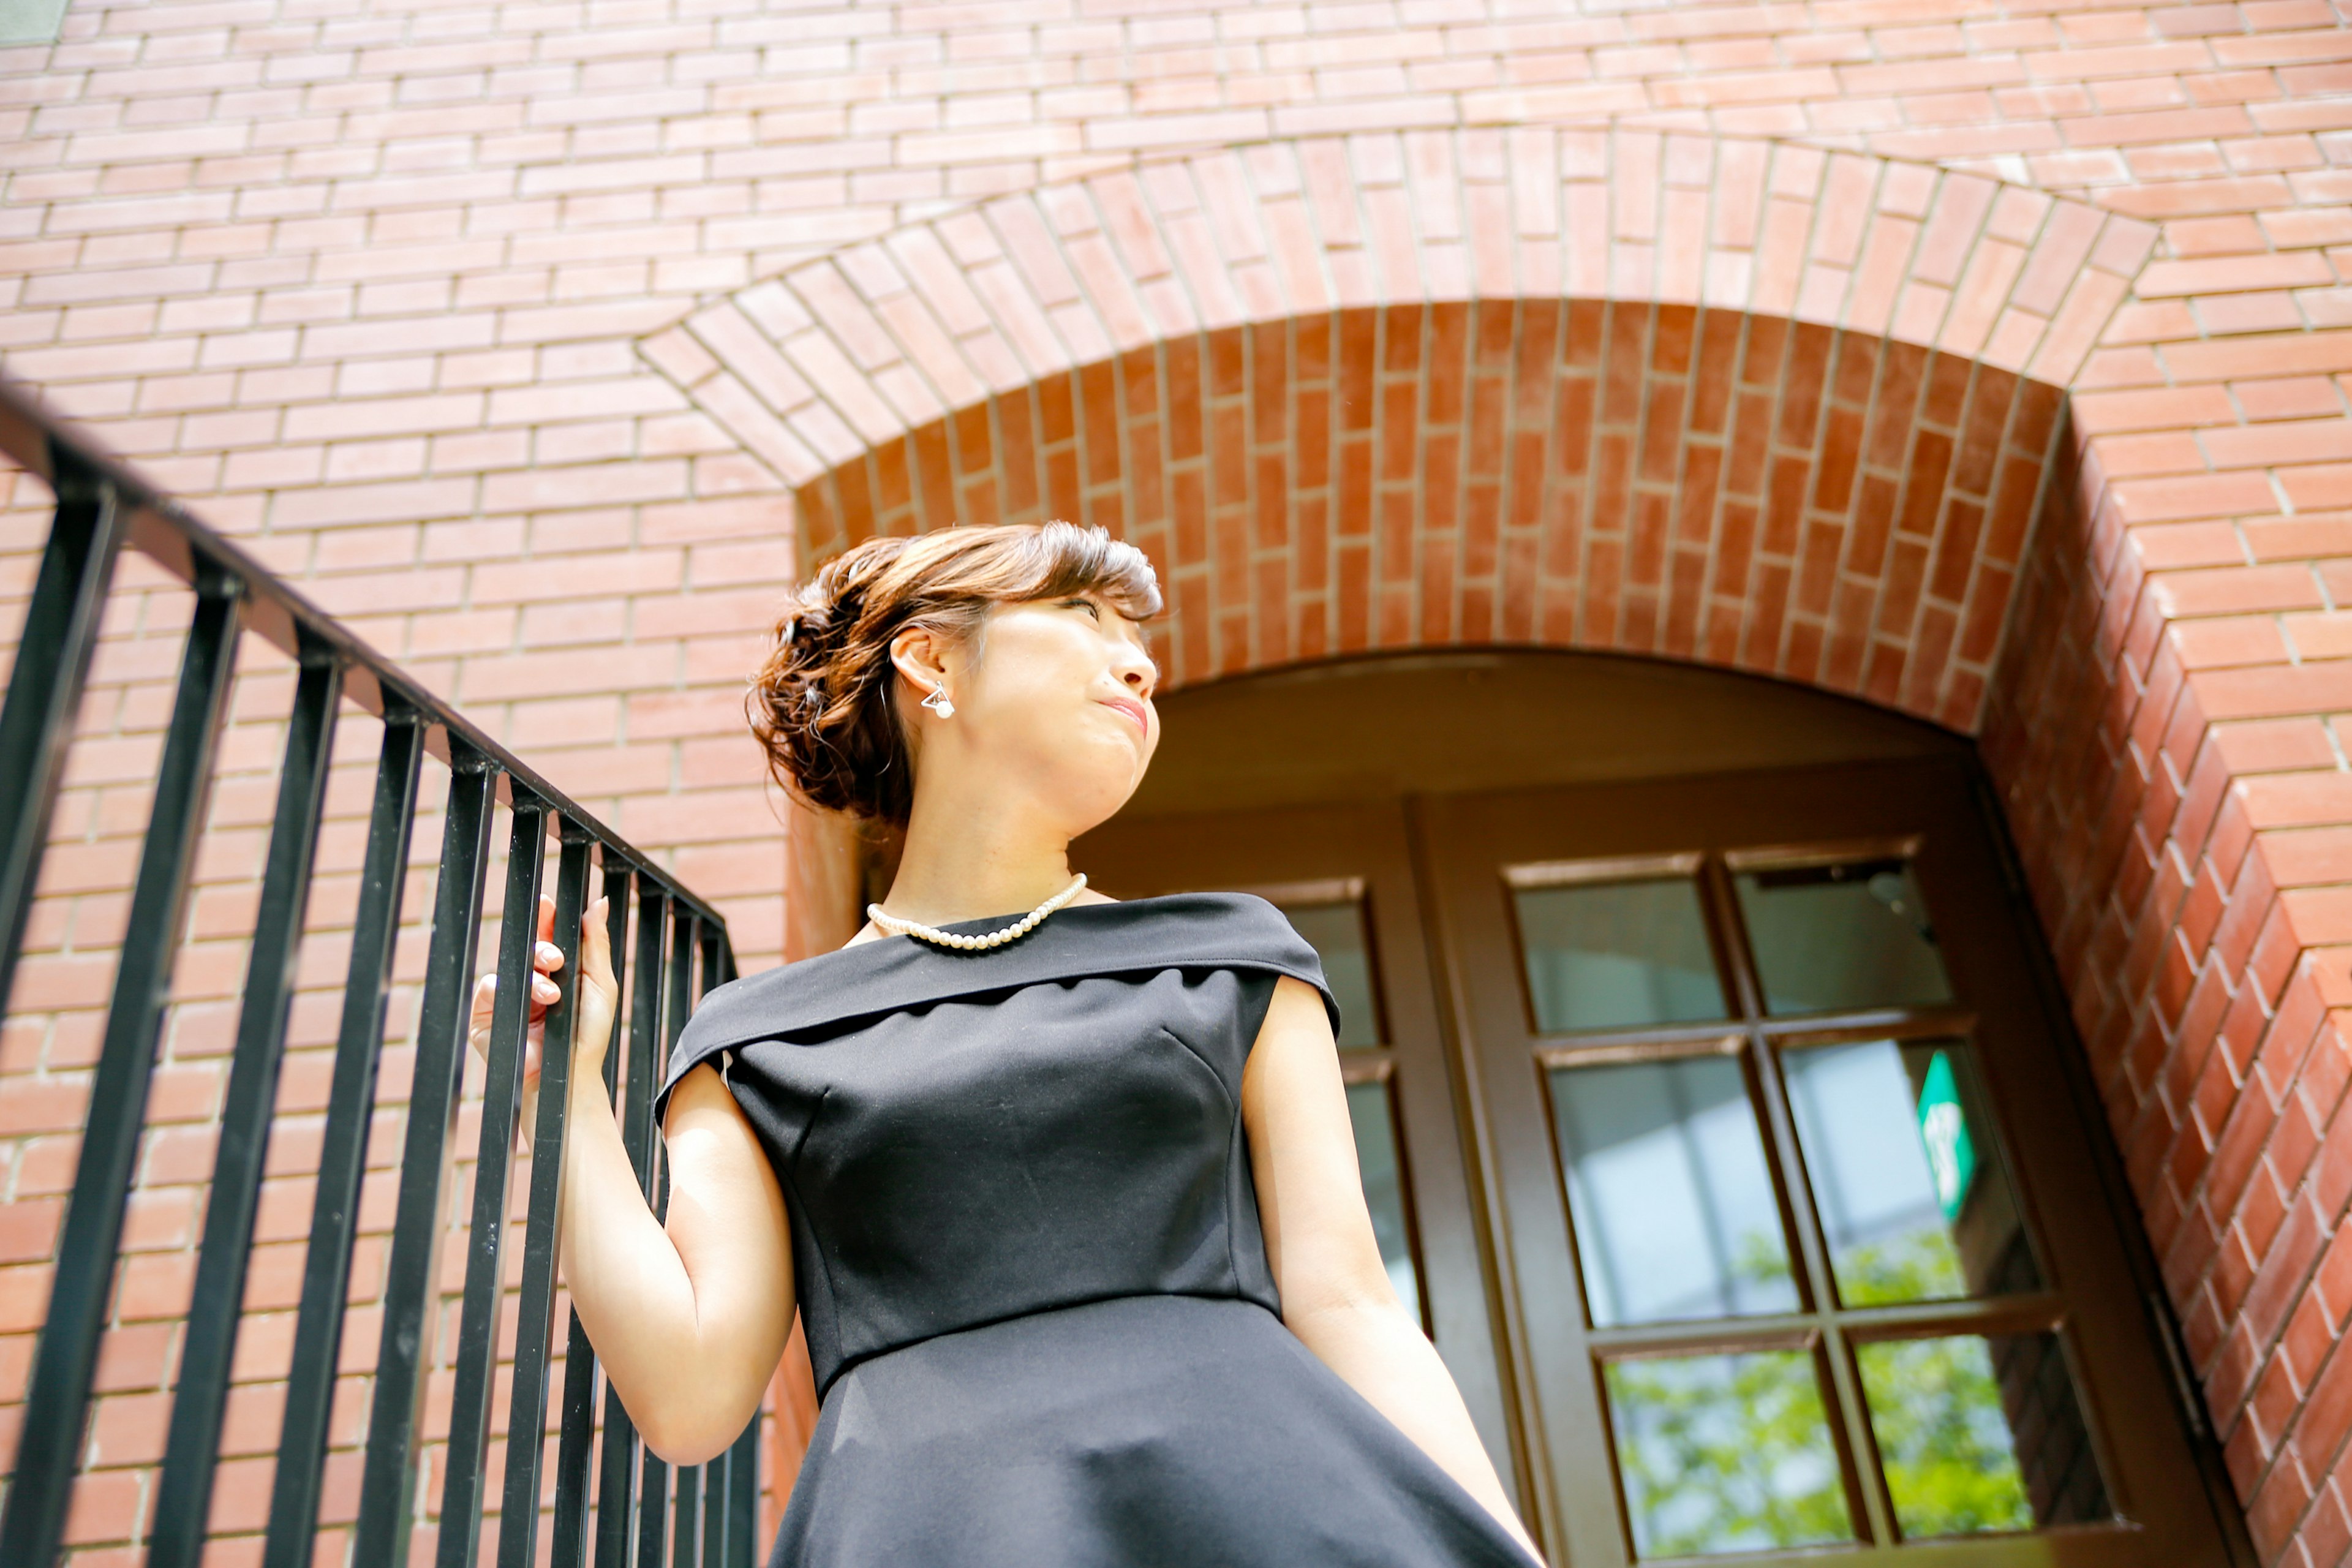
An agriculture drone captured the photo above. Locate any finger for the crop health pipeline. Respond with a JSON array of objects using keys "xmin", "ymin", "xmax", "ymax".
[
  {"xmin": 535, "ymin": 937, "xmax": 565, "ymax": 976},
  {"xmin": 536, "ymin": 893, "xmax": 557, "ymax": 946},
  {"xmin": 581, "ymin": 897, "xmax": 617, "ymax": 999},
  {"xmin": 532, "ymin": 971, "xmax": 561, "ymax": 1008},
  {"xmin": 469, "ymin": 974, "xmax": 498, "ymax": 1050}
]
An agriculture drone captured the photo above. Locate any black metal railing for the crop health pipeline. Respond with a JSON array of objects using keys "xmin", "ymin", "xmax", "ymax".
[{"xmin": 0, "ymin": 374, "xmax": 754, "ymax": 1568}]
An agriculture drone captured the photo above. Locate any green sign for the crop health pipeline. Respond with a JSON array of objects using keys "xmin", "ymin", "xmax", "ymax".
[{"xmin": 1915, "ymin": 1050, "xmax": 1977, "ymax": 1223}]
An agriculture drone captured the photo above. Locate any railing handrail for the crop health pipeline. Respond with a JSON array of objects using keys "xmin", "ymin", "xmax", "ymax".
[
  {"xmin": 0, "ymin": 367, "xmax": 752, "ymax": 1568},
  {"xmin": 0, "ymin": 371, "xmax": 731, "ymax": 929}
]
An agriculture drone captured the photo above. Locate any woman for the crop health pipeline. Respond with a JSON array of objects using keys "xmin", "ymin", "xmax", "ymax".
[{"xmin": 474, "ymin": 521, "xmax": 1545, "ymax": 1566}]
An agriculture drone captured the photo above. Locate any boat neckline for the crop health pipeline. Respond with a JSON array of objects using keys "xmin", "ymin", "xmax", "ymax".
[{"xmin": 834, "ymin": 890, "xmax": 1253, "ymax": 954}]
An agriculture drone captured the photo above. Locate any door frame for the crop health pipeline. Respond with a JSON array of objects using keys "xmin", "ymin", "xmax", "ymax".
[{"xmin": 1411, "ymin": 755, "xmax": 2244, "ymax": 1567}]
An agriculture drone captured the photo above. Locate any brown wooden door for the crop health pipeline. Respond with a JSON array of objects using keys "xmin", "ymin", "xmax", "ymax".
[
  {"xmin": 1415, "ymin": 757, "xmax": 2236, "ymax": 1567},
  {"xmin": 1081, "ymin": 756, "xmax": 2240, "ymax": 1567}
]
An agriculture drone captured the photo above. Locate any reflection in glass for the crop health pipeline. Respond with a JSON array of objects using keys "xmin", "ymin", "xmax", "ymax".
[
  {"xmin": 1605, "ymin": 1350, "xmax": 1852, "ymax": 1559},
  {"xmin": 1736, "ymin": 858, "xmax": 1952, "ymax": 1015},
  {"xmin": 1551, "ymin": 1056, "xmax": 1795, "ymax": 1325},
  {"xmin": 1515, "ymin": 876, "xmax": 1726, "ymax": 1034},
  {"xmin": 1345, "ymin": 1079, "xmax": 1422, "ymax": 1320},
  {"xmin": 1857, "ymin": 1333, "xmax": 2109, "ymax": 1539},
  {"xmin": 1783, "ymin": 1039, "xmax": 2035, "ymax": 1306},
  {"xmin": 1282, "ymin": 900, "xmax": 1381, "ymax": 1048}
]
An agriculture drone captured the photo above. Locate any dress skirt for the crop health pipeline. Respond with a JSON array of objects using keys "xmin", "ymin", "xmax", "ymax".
[{"xmin": 771, "ymin": 1294, "xmax": 1537, "ymax": 1568}]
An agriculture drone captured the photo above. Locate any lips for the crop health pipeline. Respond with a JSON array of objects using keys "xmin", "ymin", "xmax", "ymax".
[{"xmin": 1102, "ymin": 697, "xmax": 1149, "ymax": 733}]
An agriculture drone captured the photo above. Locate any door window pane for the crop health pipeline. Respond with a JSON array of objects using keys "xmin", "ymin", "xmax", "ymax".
[
  {"xmin": 1281, "ymin": 899, "xmax": 1381, "ymax": 1048},
  {"xmin": 1856, "ymin": 1333, "xmax": 2109, "ymax": 1539},
  {"xmin": 1605, "ymin": 1350, "xmax": 1853, "ymax": 1558},
  {"xmin": 1782, "ymin": 1039, "xmax": 2036, "ymax": 1305},
  {"xmin": 1551, "ymin": 1056, "xmax": 1796, "ymax": 1325},
  {"xmin": 1735, "ymin": 858, "xmax": 1952, "ymax": 1015},
  {"xmin": 1515, "ymin": 876, "xmax": 1727, "ymax": 1034},
  {"xmin": 1345, "ymin": 1079, "xmax": 1423, "ymax": 1321}
]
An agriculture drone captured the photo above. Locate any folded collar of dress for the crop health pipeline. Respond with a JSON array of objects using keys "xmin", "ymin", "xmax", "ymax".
[{"xmin": 664, "ymin": 891, "xmax": 1339, "ymax": 1074}]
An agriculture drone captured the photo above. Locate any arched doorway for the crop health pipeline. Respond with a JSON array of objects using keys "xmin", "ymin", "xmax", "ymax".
[
  {"xmin": 695, "ymin": 127, "xmax": 2254, "ymax": 1564},
  {"xmin": 1076, "ymin": 650, "xmax": 2237, "ymax": 1567}
]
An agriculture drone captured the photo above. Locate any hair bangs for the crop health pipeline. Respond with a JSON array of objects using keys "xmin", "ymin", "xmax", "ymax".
[{"xmin": 1018, "ymin": 520, "xmax": 1163, "ymax": 619}]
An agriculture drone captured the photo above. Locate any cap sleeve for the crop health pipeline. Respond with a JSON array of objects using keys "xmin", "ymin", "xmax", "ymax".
[
  {"xmin": 652, "ymin": 979, "xmax": 747, "ymax": 1123},
  {"xmin": 1217, "ymin": 893, "xmax": 1344, "ymax": 1041}
]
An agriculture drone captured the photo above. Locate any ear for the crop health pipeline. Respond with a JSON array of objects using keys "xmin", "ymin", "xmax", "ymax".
[{"xmin": 888, "ymin": 623, "xmax": 955, "ymax": 706}]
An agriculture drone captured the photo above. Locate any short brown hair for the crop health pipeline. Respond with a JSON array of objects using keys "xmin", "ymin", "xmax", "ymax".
[{"xmin": 748, "ymin": 521, "xmax": 1163, "ymax": 824}]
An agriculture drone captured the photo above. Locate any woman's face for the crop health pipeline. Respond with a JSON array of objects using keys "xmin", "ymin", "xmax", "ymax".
[{"xmin": 916, "ymin": 592, "xmax": 1159, "ymax": 834}]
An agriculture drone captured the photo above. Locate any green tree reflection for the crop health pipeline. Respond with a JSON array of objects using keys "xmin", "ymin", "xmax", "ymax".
[
  {"xmin": 1607, "ymin": 1237, "xmax": 2031, "ymax": 1558},
  {"xmin": 1608, "ymin": 1349, "xmax": 1850, "ymax": 1557}
]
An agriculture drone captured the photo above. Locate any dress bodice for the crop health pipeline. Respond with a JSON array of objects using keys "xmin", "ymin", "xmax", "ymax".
[{"xmin": 658, "ymin": 894, "xmax": 1338, "ymax": 1398}]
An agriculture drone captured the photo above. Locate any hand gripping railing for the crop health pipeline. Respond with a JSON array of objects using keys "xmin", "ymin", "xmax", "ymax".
[{"xmin": 0, "ymin": 374, "xmax": 756, "ymax": 1568}]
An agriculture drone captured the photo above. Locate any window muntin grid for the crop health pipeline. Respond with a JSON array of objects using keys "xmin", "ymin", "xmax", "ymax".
[{"xmin": 1515, "ymin": 846, "xmax": 2106, "ymax": 1556}]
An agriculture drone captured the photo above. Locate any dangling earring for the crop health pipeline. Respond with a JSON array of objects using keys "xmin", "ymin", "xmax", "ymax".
[{"xmin": 921, "ymin": 684, "xmax": 955, "ymax": 718}]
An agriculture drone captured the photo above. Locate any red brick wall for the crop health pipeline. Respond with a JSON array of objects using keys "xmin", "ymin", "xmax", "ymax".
[{"xmin": 9, "ymin": 2, "xmax": 2352, "ymax": 1564}]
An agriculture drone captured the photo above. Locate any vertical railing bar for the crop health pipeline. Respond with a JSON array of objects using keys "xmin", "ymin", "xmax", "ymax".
[
  {"xmin": 261, "ymin": 704, "xmax": 427, "ymax": 1568},
  {"xmin": 598, "ymin": 862, "xmax": 631, "ymax": 1106},
  {"xmin": 353, "ymin": 747, "xmax": 497, "ymax": 1568},
  {"xmin": 498, "ymin": 821, "xmax": 594, "ymax": 1568},
  {"xmin": 700, "ymin": 1441, "xmax": 726, "ymax": 1568},
  {"xmin": 692, "ymin": 922, "xmax": 739, "ymax": 1568},
  {"xmin": 599, "ymin": 878, "xmax": 668, "ymax": 1568},
  {"xmin": 725, "ymin": 1419, "xmax": 758, "ymax": 1568},
  {"xmin": 551, "ymin": 860, "xmax": 630, "ymax": 1568},
  {"xmin": 627, "ymin": 883, "xmax": 671, "ymax": 1195},
  {"xmin": 437, "ymin": 797, "xmax": 549, "ymax": 1568},
  {"xmin": 0, "ymin": 567, "xmax": 242, "ymax": 1568},
  {"xmin": 638, "ymin": 1464, "xmax": 672, "ymax": 1568},
  {"xmin": 667, "ymin": 912, "xmax": 698, "ymax": 1080},
  {"xmin": 666, "ymin": 912, "xmax": 698, "ymax": 1079},
  {"xmin": 637, "ymin": 909, "xmax": 698, "ymax": 1568},
  {"xmin": 632, "ymin": 1148, "xmax": 672, "ymax": 1568},
  {"xmin": 0, "ymin": 444, "xmax": 127, "ymax": 1018},
  {"xmin": 698, "ymin": 924, "xmax": 727, "ymax": 1001},
  {"xmin": 671, "ymin": 1462, "xmax": 701, "ymax": 1568},
  {"xmin": 677, "ymin": 921, "xmax": 730, "ymax": 1568},
  {"xmin": 149, "ymin": 646, "xmax": 344, "ymax": 1568}
]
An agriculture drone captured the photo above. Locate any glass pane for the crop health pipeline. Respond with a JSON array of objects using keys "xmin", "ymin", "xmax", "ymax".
[
  {"xmin": 1345, "ymin": 1079, "xmax": 1423, "ymax": 1319},
  {"xmin": 1857, "ymin": 1333, "xmax": 2109, "ymax": 1539},
  {"xmin": 1550, "ymin": 1056, "xmax": 1796, "ymax": 1325},
  {"xmin": 1281, "ymin": 900, "xmax": 1381, "ymax": 1048},
  {"xmin": 1735, "ymin": 857, "xmax": 1952, "ymax": 1014},
  {"xmin": 1515, "ymin": 876, "xmax": 1727, "ymax": 1033},
  {"xmin": 1783, "ymin": 1038, "xmax": 2036, "ymax": 1305},
  {"xmin": 1605, "ymin": 1350, "xmax": 1853, "ymax": 1558}
]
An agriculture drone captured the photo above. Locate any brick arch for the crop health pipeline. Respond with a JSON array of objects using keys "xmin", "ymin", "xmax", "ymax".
[
  {"xmin": 641, "ymin": 127, "xmax": 2154, "ymax": 734},
  {"xmin": 652, "ymin": 130, "xmax": 2352, "ymax": 1548}
]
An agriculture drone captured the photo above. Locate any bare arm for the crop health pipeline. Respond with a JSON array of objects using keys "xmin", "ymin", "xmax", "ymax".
[
  {"xmin": 475, "ymin": 897, "xmax": 795, "ymax": 1465},
  {"xmin": 1242, "ymin": 976, "xmax": 1545, "ymax": 1565}
]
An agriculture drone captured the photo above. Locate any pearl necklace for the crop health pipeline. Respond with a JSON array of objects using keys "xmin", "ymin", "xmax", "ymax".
[{"xmin": 867, "ymin": 874, "xmax": 1089, "ymax": 951}]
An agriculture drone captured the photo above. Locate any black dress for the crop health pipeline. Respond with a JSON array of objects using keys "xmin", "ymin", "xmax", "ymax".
[{"xmin": 660, "ymin": 892, "xmax": 1538, "ymax": 1568}]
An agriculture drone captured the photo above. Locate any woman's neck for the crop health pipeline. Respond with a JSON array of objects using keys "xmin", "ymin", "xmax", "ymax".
[{"xmin": 878, "ymin": 795, "xmax": 1077, "ymax": 926}]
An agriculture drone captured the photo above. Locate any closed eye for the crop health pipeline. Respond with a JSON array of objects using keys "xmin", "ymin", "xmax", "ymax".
[{"xmin": 1063, "ymin": 597, "xmax": 1101, "ymax": 620}]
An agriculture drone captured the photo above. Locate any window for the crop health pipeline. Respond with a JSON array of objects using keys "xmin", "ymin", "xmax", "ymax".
[
  {"xmin": 0, "ymin": 0, "xmax": 71, "ymax": 44},
  {"xmin": 1514, "ymin": 846, "xmax": 2106, "ymax": 1556}
]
